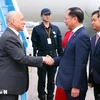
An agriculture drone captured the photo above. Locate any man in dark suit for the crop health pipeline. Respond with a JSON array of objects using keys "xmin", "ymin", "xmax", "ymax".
[
  {"xmin": 88, "ymin": 10, "xmax": 100, "ymax": 100},
  {"xmin": 0, "ymin": 11, "xmax": 54, "ymax": 100},
  {"xmin": 54, "ymin": 7, "xmax": 90, "ymax": 100}
]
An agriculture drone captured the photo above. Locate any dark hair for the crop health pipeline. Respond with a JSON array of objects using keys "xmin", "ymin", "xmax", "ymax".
[
  {"xmin": 92, "ymin": 10, "xmax": 100, "ymax": 17},
  {"xmin": 68, "ymin": 7, "xmax": 84, "ymax": 23}
]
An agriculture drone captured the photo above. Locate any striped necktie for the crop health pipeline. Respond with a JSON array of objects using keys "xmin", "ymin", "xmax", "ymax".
[
  {"xmin": 68, "ymin": 32, "xmax": 73, "ymax": 41},
  {"xmin": 95, "ymin": 34, "xmax": 99, "ymax": 46}
]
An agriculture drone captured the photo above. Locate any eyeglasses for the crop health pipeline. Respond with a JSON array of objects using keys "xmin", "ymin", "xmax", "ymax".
[{"xmin": 64, "ymin": 17, "xmax": 73, "ymax": 20}]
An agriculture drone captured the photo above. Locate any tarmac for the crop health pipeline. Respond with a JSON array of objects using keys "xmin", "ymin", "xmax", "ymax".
[{"xmin": 24, "ymin": 67, "xmax": 95, "ymax": 100}]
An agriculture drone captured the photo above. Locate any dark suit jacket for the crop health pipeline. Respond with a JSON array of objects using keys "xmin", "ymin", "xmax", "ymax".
[
  {"xmin": 89, "ymin": 34, "xmax": 100, "ymax": 84},
  {"xmin": 0, "ymin": 28, "xmax": 43, "ymax": 95},
  {"xmin": 54, "ymin": 27, "xmax": 90, "ymax": 90}
]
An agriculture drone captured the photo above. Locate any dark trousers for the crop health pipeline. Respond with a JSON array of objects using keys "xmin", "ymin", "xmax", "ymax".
[
  {"xmin": 37, "ymin": 64, "xmax": 57, "ymax": 100},
  {"xmin": 94, "ymin": 83, "xmax": 100, "ymax": 100},
  {"xmin": 65, "ymin": 90, "xmax": 87, "ymax": 100},
  {"xmin": 0, "ymin": 94, "xmax": 18, "ymax": 100}
]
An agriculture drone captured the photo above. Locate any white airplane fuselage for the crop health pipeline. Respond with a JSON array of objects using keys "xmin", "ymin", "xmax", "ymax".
[{"xmin": 16, "ymin": 0, "xmax": 100, "ymax": 35}]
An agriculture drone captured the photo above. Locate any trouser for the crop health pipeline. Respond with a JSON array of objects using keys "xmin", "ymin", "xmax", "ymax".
[
  {"xmin": 65, "ymin": 90, "xmax": 87, "ymax": 100},
  {"xmin": 37, "ymin": 64, "xmax": 57, "ymax": 100},
  {"xmin": 0, "ymin": 94, "xmax": 18, "ymax": 100},
  {"xmin": 94, "ymin": 83, "xmax": 100, "ymax": 100}
]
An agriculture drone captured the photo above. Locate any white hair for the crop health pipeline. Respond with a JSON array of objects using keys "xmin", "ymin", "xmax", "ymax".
[{"xmin": 6, "ymin": 11, "xmax": 22, "ymax": 24}]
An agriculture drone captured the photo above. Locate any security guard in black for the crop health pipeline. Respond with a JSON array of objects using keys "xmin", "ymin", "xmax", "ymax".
[
  {"xmin": 31, "ymin": 23, "xmax": 62, "ymax": 57},
  {"xmin": 31, "ymin": 8, "xmax": 63, "ymax": 100}
]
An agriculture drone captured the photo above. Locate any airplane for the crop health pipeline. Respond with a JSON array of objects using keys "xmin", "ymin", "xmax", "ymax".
[
  {"xmin": 16, "ymin": 0, "xmax": 100, "ymax": 37},
  {"xmin": 0, "ymin": 1, "xmax": 98, "ymax": 100}
]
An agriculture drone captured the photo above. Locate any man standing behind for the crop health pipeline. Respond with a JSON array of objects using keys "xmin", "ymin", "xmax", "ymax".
[
  {"xmin": 54, "ymin": 7, "xmax": 90, "ymax": 100},
  {"xmin": 88, "ymin": 10, "xmax": 100, "ymax": 100},
  {"xmin": 31, "ymin": 8, "xmax": 63, "ymax": 100},
  {"xmin": 0, "ymin": 11, "xmax": 53, "ymax": 100}
]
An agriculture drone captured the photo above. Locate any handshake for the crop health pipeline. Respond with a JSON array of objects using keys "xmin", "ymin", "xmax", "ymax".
[{"xmin": 43, "ymin": 55, "xmax": 54, "ymax": 66}]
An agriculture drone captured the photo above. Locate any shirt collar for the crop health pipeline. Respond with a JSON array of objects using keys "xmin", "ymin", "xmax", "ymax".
[
  {"xmin": 41, "ymin": 22, "xmax": 52, "ymax": 28},
  {"xmin": 97, "ymin": 32, "xmax": 100, "ymax": 37},
  {"xmin": 72, "ymin": 24, "xmax": 83, "ymax": 33},
  {"xmin": 8, "ymin": 27, "xmax": 19, "ymax": 36}
]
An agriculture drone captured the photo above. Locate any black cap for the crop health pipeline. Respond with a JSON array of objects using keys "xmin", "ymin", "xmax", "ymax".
[{"xmin": 41, "ymin": 8, "xmax": 51, "ymax": 15}]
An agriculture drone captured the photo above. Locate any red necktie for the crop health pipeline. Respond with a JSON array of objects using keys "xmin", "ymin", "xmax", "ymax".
[
  {"xmin": 95, "ymin": 34, "xmax": 99, "ymax": 45},
  {"xmin": 62, "ymin": 31, "xmax": 72, "ymax": 48}
]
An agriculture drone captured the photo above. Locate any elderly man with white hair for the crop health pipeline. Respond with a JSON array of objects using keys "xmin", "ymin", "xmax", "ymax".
[{"xmin": 0, "ymin": 11, "xmax": 54, "ymax": 100}]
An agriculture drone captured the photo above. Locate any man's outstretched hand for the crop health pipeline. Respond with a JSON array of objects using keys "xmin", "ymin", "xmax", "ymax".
[{"xmin": 43, "ymin": 55, "xmax": 54, "ymax": 66}]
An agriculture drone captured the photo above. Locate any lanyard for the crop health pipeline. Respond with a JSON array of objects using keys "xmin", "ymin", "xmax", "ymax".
[{"xmin": 45, "ymin": 27, "xmax": 51, "ymax": 37}]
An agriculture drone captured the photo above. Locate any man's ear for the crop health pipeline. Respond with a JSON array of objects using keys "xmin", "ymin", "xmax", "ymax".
[
  {"xmin": 11, "ymin": 19, "xmax": 15, "ymax": 25},
  {"xmin": 73, "ymin": 16, "xmax": 77, "ymax": 23}
]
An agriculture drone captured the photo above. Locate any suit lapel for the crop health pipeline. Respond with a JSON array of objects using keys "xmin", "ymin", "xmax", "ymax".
[
  {"xmin": 66, "ymin": 33, "xmax": 76, "ymax": 48},
  {"xmin": 91, "ymin": 34, "xmax": 100, "ymax": 56},
  {"xmin": 62, "ymin": 27, "xmax": 85, "ymax": 55},
  {"xmin": 94, "ymin": 37, "xmax": 100, "ymax": 55},
  {"xmin": 62, "ymin": 29, "xmax": 80, "ymax": 55},
  {"xmin": 7, "ymin": 28, "xmax": 25, "ymax": 51},
  {"xmin": 91, "ymin": 35, "xmax": 96, "ymax": 56}
]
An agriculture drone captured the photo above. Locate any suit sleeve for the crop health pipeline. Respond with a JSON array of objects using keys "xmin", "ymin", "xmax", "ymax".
[
  {"xmin": 56, "ymin": 28, "xmax": 63, "ymax": 56},
  {"xmin": 31, "ymin": 27, "xmax": 38, "ymax": 56},
  {"xmin": 53, "ymin": 56, "xmax": 61, "ymax": 66},
  {"xmin": 88, "ymin": 42, "xmax": 93, "ymax": 83},
  {"xmin": 72, "ymin": 35, "xmax": 90, "ymax": 88},
  {"xmin": 5, "ymin": 36, "xmax": 43, "ymax": 67}
]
